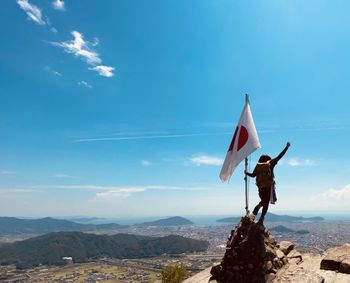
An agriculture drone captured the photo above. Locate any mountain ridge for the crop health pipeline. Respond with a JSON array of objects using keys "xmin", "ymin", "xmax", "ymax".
[
  {"xmin": 0, "ymin": 231, "xmax": 209, "ymax": 269},
  {"xmin": 216, "ymin": 212, "xmax": 324, "ymax": 223}
]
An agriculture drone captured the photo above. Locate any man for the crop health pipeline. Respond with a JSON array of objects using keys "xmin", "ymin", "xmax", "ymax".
[{"xmin": 245, "ymin": 142, "xmax": 291, "ymax": 224}]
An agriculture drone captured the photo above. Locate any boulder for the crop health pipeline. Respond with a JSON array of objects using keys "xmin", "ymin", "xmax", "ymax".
[
  {"xmin": 276, "ymin": 249, "xmax": 284, "ymax": 259},
  {"xmin": 278, "ymin": 241, "xmax": 295, "ymax": 255},
  {"xmin": 320, "ymin": 244, "xmax": 350, "ymax": 273},
  {"xmin": 339, "ymin": 258, "xmax": 350, "ymax": 274}
]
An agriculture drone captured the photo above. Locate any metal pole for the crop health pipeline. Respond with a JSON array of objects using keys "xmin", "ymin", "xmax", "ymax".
[{"xmin": 244, "ymin": 157, "xmax": 249, "ymax": 215}]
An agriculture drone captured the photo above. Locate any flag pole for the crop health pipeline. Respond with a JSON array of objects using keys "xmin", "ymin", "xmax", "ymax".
[
  {"xmin": 244, "ymin": 157, "xmax": 249, "ymax": 215},
  {"xmin": 244, "ymin": 94, "xmax": 249, "ymax": 215}
]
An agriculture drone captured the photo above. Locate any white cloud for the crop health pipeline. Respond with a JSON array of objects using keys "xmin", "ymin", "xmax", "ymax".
[
  {"xmin": 0, "ymin": 170, "xmax": 16, "ymax": 175},
  {"xmin": 286, "ymin": 158, "xmax": 315, "ymax": 167},
  {"xmin": 51, "ymin": 31, "xmax": 115, "ymax": 78},
  {"xmin": 17, "ymin": 0, "xmax": 46, "ymax": 25},
  {"xmin": 96, "ymin": 188, "xmax": 145, "ymax": 199},
  {"xmin": 77, "ymin": 81, "xmax": 92, "ymax": 89},
  {"xmin": 51, "ymin": 27, "xmax": 58, "ymax": 33},
  {"xmin": 0, "ymin": 189, "xmax": 40, "ymax": 195},
  {"xmin": 89, "ymin": 65, "xmax": 115, "ymax": 77},
  {"xmin": 51, "ymin": 31, "xmax": 102, "ymax": 65},
  {"xmin": 52, "ymin": 0, "xmax": 65, "ymax": 11},
  {"xmin": 44, "ymin": 66, "xmax": 62, "ymax": 76},
  {"xmin": 322, "ymin": 184, "xmax": 350, "ymax": 199},
  {"xmin": 190, "ymin": 155, "xmax": 223, "ymax": 166},
  {"xmin": 53, "ymin": 174, "xmax": 77, "ymax": 179},
  {"xmin": 141, "ymin": 160, "xmax": 152, "ymax": 167}
]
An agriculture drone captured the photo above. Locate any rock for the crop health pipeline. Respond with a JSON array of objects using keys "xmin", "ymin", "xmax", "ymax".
[
  {"xmin": 276, "ymin": 249, "xmax": 285, "ymax": 259},
  {"xmin": 278, "ymin": 241, "xmax": 295, "ymax": 255},
  {"xmin": 320, "ymin": 244, "xmax": 350, "ymax": 273},
  {"xmin": 286, "ymin": 250, "xmax": 302, "ymax": 259},
  {"xmin": 210, "ymin": 215, "xmax": 288, "ymax": 283},
  {"xmin": 339, "ymin": 258, "xmax": 350, "ymax": 274},
  {"xmin": 265, "ymin": 273, "xmax": 276, "ymax": 282},
  {"xmin": 264, "ymin": 261, "xmax": 273, "ymax": 271},
  {"xmin": 280, "ymin": 271, "xmax": 324, "ymax": 283},
  {"xmin": 286, "ymin": 249, "xmax": 302, "ymax": 264}
]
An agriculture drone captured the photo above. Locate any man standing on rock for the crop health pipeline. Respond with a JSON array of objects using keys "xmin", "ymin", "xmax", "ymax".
[{"xmin": 245, "ymin": 142, "xmax": 291, "ymax": 224}]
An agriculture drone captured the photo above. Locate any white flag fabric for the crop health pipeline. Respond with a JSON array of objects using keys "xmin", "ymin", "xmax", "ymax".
[{"xmin": 220, "ymin": 98, "xmax": 261, "ymax": 182}]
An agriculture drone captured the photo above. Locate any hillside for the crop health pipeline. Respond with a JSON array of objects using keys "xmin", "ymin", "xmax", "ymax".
[
  {"xmin": 216, "ymin": 213, "xmax": 324, "ymax": 223},
  {"xmin": 0, "ymin": 217, "xmax": 125, "ymax": 236},
  {"xmin": 136, "ymin": 216, "xmax": 194, "ymax": 226},
  {"xmin": 184, "ymin": 217, "xmax": 349, "ymax": 283},
  {"xmin": 0, "ymin": 232, "xmax": 208, "ymax": 269},
  {"xmin": 270, "ymin": 225, "xmax": 309, "ymax": 234}
]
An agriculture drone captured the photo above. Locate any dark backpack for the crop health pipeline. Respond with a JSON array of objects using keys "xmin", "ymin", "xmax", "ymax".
[{"xmin": 255, "ymin": 162, "xmax": 273, "ymax": 188}]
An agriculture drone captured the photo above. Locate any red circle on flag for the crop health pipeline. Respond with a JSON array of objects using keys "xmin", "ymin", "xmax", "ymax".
[{"xmin": 237, "ymin": 126, "xmax": 248, "ymax": 151}]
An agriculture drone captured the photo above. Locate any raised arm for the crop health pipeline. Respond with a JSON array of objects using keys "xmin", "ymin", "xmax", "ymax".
[{"xmin": 274, "ymin": 142, "xmax": 291, "ymax": 163}]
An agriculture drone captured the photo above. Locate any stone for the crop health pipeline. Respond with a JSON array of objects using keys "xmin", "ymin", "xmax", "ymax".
[
  {"xmin": 339, "ymin": 258, "xmax": 350, "ymax": 274},
  {"xmin": 321, "ymin": 244, "xmax": 350, "ymax": 273},
  {"xmin": 278, "ymin": 241, "xmax": 295, "ymax": 255},
  {"xmin": 276, "ymin": 249, "xmax": 285, "ymax": 259},
  {"xmin": 209, "ymin": 216, "xmax": 288, "ymax": 283},
  {"xmin": 286, "ymin": 249, "xmax": 302, "ymax": 259},
  {"xmin": 264, "ymin": 261, "xmax": 273, "ymax": 271},
  {"xmin": 264, "ymin": 273, "xmax": 276, "ymax": 282}
]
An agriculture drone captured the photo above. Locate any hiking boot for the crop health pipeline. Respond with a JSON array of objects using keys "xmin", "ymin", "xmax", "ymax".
[{"xmin": 257, "ymin": 216, "xmax": 264, "ymax": 225}]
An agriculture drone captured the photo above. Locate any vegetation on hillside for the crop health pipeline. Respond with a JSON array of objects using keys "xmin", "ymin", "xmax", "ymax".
[{"xmin": 0, "ymin": 232, "xmax": 209, "ymax": 269}]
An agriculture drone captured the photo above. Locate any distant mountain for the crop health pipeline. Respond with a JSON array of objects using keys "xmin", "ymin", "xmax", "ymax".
[
  {"xmin": 270, "ymin": 225, "xmax": 309, "ymax": 234},
  {"xmin": 216, "ymin": 213, "xmax": 324, "ymax": 223},
  {"xmin": 0, "ymin": 232, "xmax": 208, "ymax": 269},
  {"xmin": 136, "ymin": 216, "xmax": 194, "ymax": 227},
  {"xmin": 270, "ymin": 225, "xmax": 294, "ymax": 233},
  {"xmin": 0, "ymin": 217, "xmax": 126, "ymax": 236}
]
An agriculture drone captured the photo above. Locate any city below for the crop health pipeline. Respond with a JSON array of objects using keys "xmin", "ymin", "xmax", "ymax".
[{"xmin": 0, "ymin": 214, "xmax": 350, "ymax": 282}]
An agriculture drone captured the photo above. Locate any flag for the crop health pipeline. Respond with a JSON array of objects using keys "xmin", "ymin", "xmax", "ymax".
[{"xmin": 220, "ymin": 95, "xmax": 261, "ymax": 182}]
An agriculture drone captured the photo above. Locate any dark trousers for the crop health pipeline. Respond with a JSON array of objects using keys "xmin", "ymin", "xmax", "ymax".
[{"xmin": 253, "ymin": 187, "xmax": 270, "ymax": 217}]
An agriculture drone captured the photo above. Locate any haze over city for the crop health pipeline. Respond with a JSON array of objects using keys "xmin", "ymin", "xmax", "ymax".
[{"xmin": 1, "ymin": 0, "xmax": 350, "ymax": 218}]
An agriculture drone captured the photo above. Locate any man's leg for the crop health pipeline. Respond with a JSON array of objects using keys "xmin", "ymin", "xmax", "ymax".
[
  {"xmin": 252, "ymin": 202, "xmax": 262, "ymax": 216},
  {"xmin": 258, "ymin": 188, "xmax": 270, "ymax": 224}
]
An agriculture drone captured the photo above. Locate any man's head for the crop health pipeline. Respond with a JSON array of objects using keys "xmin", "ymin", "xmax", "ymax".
[{"xmin": 258, "ymin": 154, "xmax": 271, "ymax": 163}]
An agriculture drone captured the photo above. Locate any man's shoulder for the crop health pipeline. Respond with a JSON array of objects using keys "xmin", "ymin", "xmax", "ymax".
[{"xmin": 269, "ymin": 159, "xmax": 278, "ymax": 166}]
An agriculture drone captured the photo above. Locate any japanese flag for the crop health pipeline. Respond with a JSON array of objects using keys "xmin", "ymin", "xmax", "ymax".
[{"xmin": 220, "ymin": 96, "xmax": 261, "ymax": 182}]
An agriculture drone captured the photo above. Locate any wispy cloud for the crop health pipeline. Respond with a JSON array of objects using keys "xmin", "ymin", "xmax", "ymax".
[
  {"xmin": 96, "ymin": 188, "xmax": 145, "ymax": 199},
  {"xmin": 52, "ymin": 0, "xmax": 65, "ymax": 11},
  {"xmin": 141, "ymin": 160, "xmax": 152, "ymax": 167},
  {"xmin": 0, "ymin": 170, "xmax": 16, "ymax": 175},
  {"xmin": 0, "ymin": 189, "xmax": 40, "ymax": 195},
  {"xmin": 51, "ymin": 31, "xmax": 114, "ymax": 77},
  {"xmin": 17, "ymin": 0, "xmax": 46, "ymax": 25},
  {"xmin": 51, "ymin": 31, "xmax": 101, "ymax": 65},
  {"xmin": 73, "ymin": 132, "xmax": 231, "ymax": 143},
  {"xmin": 285, "ymin": 158, "xmax": 315, "ymax": 167},
  {"xmin": 53, "ymin": 174, "xmax": 77, "ymax": 179},
  {"xmin": 44, "ymin": 66, "xmax": 62, "ymax": 76},
  {"xmin": 321, "ymin": 184, "xmax": 350, "ymax": 199},
  {"xmin": 77, "ymin": 81, "xmax": 92, "ymax": 89},
  {"xmin": 89, "ymin": 65, "xmax": 115, "ymax": 78},
  {"xmin": 189, "ymin": 155, "xmax": 223, "ymax": 166}
]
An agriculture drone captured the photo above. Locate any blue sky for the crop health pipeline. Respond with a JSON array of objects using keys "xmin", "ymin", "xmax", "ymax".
[{"xmin": 0, "ymin": 0, "xmax": 350, "ymax": 217}]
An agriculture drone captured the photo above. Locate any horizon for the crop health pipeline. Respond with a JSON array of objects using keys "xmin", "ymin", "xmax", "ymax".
[{"xmin": 1, "ymin": 1, "xmax": 350, "ymax": 217}]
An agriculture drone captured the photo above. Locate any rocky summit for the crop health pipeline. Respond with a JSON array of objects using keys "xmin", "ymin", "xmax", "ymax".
[
  {"xmin": 184, "ymin": 216, "xmax": 350, "ymax": 283},
  {"xmin": 208, "ymin": 215, "xmax": 294, "ymax": 283}
]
